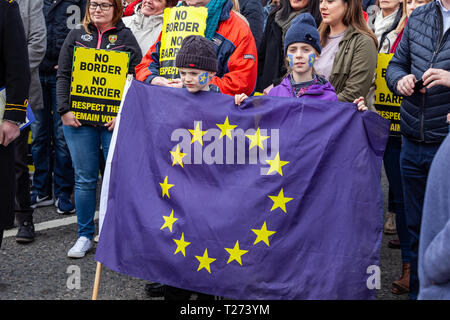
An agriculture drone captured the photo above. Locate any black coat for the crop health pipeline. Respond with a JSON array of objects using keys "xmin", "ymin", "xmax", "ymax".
[
  {"xmin": 386, "ymin": 2, "xmax": 450, "ymax": 143},
  {"xmin": 40, "ymin": 0, "xmax": 87, "ymax": 74},
  {"xmin": 238, "ymin": 0, "xmax": 264, "ymax": 49},
  {"xmin": 256, "ymin": 13, "xmax": 285, "ymax": 92},
  {"xmin": 0, "ymin": 0, "xmax": 31, "ymax": 123},
  {"xmin": 0, "ymin": 0, "xmax": 31, "ymax": 231}
]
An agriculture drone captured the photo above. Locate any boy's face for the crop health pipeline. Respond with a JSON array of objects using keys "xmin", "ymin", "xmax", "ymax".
[
  {"xmin": 179, "ymin": 67, "xmax": 215, "ymax": 93},
  {"xmin": 286, "ymin": 43, "xmax": 317, "ymax": 75}
]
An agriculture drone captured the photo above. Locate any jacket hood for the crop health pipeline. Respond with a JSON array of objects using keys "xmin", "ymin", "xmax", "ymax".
[
  {"xmin": 134, "ymin": 2, "xmax": 142, "ymax": 14},
  {"xmin": 279, "ymin": 74, "xmax": 336, "ymax": 96},
  {"xmin": 219, "ymin": 0, "xmax": 234, "ymax": 22}
]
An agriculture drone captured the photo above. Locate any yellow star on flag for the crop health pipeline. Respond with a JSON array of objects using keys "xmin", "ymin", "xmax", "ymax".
[
  {"xmin": 225, "ymin": 240, "xmax": 248, "ymax": 266},
  {"xmin": 159, "ymin": 176, "xmax": 174, "ymax": 199},
  {"xmin": 252, "ymin": 221, "xmax": 276, "ymax": 247},
  {"xmin": 160, "ymin": 209, "xmax": 178, "ymax": 232},
  {"xmin": 268, "ymin": 188, "xmax": 293, "ymax": 213},
  {"xmin": 245, "ymin": 127, "xmax": 269, "ymax": 150},
  {"xmin": 188, "ymin": 122, "xmax": 207, "ymax": 146},
  {"xmin": 265, "ymin": 152, "xmax": 289, "ymax": 176},
  {"xmin": 173, "ymin": 232, "xmax": 191, "ymax": 257},
  {"xmin": 195, "ymin": 249, "xmax": 216, "ymax": 274},
  {"xmin": 169, "ymin": 144, "xmax": 187, "ymax": 167},
  {"xmin": 216, "ymin": 116, "xmax": 237, "ymax": 140}
]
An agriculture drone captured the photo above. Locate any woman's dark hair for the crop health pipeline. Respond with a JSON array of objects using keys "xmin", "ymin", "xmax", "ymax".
[{"xmin": 269, "ymin": 0, "xmax": 322, "ymax": 26}]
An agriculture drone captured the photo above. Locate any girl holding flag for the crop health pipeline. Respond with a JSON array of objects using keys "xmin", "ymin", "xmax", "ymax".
[{"xmin": 235, "ymin": 13, "xmax": 368, "ymax": 111}]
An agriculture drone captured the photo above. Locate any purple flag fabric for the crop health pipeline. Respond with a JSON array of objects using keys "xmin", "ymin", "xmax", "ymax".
[{"xmin": 95, "ymin": 79, "xmax": 390, "ymax": 300}]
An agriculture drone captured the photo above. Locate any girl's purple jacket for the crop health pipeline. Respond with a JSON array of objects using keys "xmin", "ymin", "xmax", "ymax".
[{"xmin": 268, "ymin": 75, "xmax": 339, "ymax": 101}]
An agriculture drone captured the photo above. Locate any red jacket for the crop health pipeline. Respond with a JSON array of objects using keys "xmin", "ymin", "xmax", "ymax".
[{"xmin": 135, "ymin": 2, "xmax": 258, "ymax": 96}]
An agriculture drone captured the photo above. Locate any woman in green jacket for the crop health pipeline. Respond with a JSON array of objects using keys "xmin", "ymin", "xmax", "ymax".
[{"xmin": 315, "ymin": 0, "xmax": 378, "ymax": 103}]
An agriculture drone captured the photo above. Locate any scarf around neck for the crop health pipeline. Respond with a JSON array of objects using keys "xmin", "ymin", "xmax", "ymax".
[
  {"xmin": 275, "ymin": 8, "xmax": 307, "ymax": 44},
  {"xmin": 205, "ymin": 0, "xmax": 228, "ymax": 39}
]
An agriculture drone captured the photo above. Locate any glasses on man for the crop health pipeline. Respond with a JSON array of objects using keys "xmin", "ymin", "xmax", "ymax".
[{"xmin": 89, "ymin": 2, "xmax": 114, "ymax": 11}]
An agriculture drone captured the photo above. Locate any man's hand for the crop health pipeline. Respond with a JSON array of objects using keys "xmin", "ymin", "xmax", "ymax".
[
  {"xmin": 61, "ymin": 111, "xmax": 82, "ymax": 128},
  {"xmin": 396, "ymin": 74, "xmax": 417, "ymax": 96},
  {"xmin": 422, "ymin": 68, "xmax": 450, "ymax": 89},
  {"xmin": 0, "ymin": 121, "xmax": 20, "ymax": 146}
]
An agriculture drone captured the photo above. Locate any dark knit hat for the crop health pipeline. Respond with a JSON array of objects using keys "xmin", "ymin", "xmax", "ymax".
[
  {"xmin": 284, "ymin": 13, "xmax": 322, "ymax": 55},
  {"xmin": 175, "ymin": 35, "xmax": 218, "ymax": 73}
]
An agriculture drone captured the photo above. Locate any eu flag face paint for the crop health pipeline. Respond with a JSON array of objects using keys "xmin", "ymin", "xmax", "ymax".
[
  {"xmin": 198, "ymin": 72, "xmax": 208, "ymax": 85},
  {"xmin": 287, "ymin": 54, "xmax": 294, "ymax": 67},
  {"xmin": 308, "ymin": 53, "xmax": 316, "ymax": 68}
]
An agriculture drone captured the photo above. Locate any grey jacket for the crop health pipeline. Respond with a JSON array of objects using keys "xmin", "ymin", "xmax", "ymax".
[{"xmin": 17, "ymin": 0, "xmax": 47, "ymax": 111}]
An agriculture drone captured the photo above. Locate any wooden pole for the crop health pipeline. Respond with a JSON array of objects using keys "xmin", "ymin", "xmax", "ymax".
[{"xmin": 92, "ymin": 262, "xmax": 103, "ymax": 300}]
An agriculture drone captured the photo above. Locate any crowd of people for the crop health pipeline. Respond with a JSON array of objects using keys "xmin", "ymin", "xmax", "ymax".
[{"xmin": 0, "ymin": 0, "xmax": 449, "ymax": 300}]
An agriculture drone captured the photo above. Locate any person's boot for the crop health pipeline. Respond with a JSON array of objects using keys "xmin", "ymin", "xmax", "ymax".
[
  {"xmin": 145, "ymin": 282, "xmax": 166, "ymax": 297},
  {"xmin": 388, "ymin": 238, "xmax": 401, "ymax": 249},
  {"xmin": 16, "ymin": 220, "xmax": 35, "ymax": 244},
  {"xmin": 392, "ymin": 263, "xmax": 410, "ymax": 294}
]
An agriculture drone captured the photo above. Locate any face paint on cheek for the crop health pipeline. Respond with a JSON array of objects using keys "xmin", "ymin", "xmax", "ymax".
[
  {"xmin": 287, "ymin": 54, "xmax": 294, "ymax": 67},
  {"xmin": 308, "ymin": 53, "xmax": 316, "ymax": 68},
  {"xmin": 198, "ymin": 72, "xmax": 208, "ymax": 86}
]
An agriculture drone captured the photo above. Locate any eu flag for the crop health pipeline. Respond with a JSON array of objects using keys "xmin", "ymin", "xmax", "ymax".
[{"xmin": 95, "ymin": 79, "xmax": 389, "ymax": 299}]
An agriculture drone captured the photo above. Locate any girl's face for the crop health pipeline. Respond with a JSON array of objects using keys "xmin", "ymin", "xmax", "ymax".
[
  {"xmin": 89, "ymin": 0, "xmax": 115, "ymax": 26},
  {"xmin": 289, "ymin": 0, "xmax": 309, "ymax": 11},
  {"xmin": 141, "ymin": 0, "xmax": 167, "ymax": 16},
  {"xmin": 286, "ymin": 42, "xmax": 317, "ymax": 76},
  {"xmin": 179, "ymin": 67, "xmax": 215, "ymax": 93},
  {"xmin": 319, "ymin": 0, "xmax": 348, "ymax": 27},
  {"xmin": 406, "ymin": 0, "xmax": 428, "ymax": 17}
]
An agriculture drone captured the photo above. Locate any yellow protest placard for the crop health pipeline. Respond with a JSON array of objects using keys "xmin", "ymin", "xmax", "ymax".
[
  {"xmin": 159, "ymin": 6, "xmax": 208, "ymax": 79},
  {"xmin": 70, "ymin": 47, "xmax": 130, "ymax": 125},
  {"xmin": 374, "ymin": 53, "xmax": 403, "ymax": 136}
]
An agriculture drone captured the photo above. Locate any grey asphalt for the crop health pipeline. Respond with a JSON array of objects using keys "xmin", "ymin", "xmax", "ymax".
[{"xmin": 0, "ymin": 170, "xmax": 409, "ymax": 301}]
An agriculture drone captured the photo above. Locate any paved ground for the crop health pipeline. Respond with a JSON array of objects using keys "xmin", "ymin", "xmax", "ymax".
[{"xmin": 0, "ymin": 169, "xmax": 409, "ymax": 301}]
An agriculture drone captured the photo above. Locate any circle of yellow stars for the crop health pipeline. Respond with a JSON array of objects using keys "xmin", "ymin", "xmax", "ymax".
[{"xmin": 159, "ymin": 116, "xmax": 293, "ymax": 274}]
